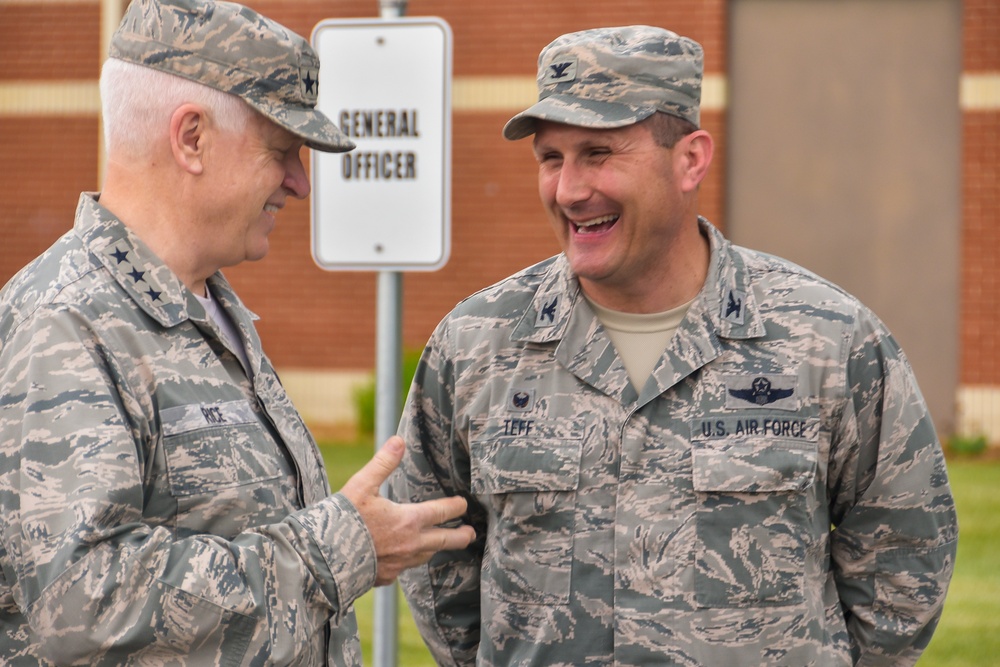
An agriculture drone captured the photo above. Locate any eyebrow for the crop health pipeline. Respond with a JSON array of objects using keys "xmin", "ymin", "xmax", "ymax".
[{"xmin": 534, "ymin": 132, "xmax": 618, "ymax": 154}]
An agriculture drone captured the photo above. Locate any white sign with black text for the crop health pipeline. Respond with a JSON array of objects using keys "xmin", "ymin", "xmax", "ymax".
[{"xmin": 311, "ymin": 18, "xmax": 452, "ymax": 271}]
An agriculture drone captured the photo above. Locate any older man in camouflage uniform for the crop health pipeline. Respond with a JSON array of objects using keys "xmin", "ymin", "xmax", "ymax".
[
  {"xmin": 0, "ymin": 0, "xmax": 474, "ymax": 664},
  {"xmin": 389, "ymin": 26, "xmax": 958, "ymax": 666}
]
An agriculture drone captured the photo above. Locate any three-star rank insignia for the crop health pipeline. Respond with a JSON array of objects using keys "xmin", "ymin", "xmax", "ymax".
[{"xmin": 105, "ymin": 244, "xmax": 163, "ymax": 303}]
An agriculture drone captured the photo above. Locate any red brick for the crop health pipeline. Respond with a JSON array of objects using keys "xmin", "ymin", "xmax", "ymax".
[{"xmin": 1, "ymin": 0, "xmax": 997, "ymax": 385}]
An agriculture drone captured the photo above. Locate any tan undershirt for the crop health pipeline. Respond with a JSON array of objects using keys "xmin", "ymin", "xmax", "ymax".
[{"xmin": 586, "ymin": 296, "xmax": 694, "ymax": 390}]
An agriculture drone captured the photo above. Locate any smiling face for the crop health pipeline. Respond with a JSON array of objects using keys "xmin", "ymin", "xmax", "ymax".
[
  {"xmin": 201, "ymin": 112, "xmax": 310, "ymax": 268},
  {"xmin": 533, "ymin": 118, "xmax": 708, "ymax": 312}
]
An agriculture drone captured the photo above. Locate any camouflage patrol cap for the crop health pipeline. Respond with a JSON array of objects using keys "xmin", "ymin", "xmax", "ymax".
[
  {"xmin": 110, "ymin": 0, "xmax": 354, "ymax": 153},
  {"xmin": 503, "ymin": 25, "xmax": 703, "ymax": 140}
]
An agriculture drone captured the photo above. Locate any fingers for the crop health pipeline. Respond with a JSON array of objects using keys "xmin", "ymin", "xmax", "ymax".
[
  {"xmin": 338, "ymin": 437, "xmax": 475, "ymax": 586},
  {"xmin": 422, "ymin": 524, "xmax": 476, "ymax": 553},
  {"xmin": 341, "ymin": 436, "xmax": 404, "ymax": 497},
  {"xmin": 399, "ymin": 497, "xmax": 475, "ymax": 558},
  {"xmin": 412, "ymin": 494, "xmax": 468, "ymax": 527},
  {"xmin": 374, "ymin": 523, "xmax": 476, "ymax": 586}
]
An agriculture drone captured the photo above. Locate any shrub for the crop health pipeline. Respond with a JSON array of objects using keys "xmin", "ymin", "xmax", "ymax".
[
  {"xmin": 947, "ymin": 433, "xmax": 988, "ymax": 457},
  {"xmin": 353, "ymin": 348, "xmax": 424, "ymax": 434}
]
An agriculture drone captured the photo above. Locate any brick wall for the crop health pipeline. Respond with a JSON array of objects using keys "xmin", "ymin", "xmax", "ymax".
[
  {"xmin": 961, "ymin": 0, "xmax": 1000, "ymax": 384},
  {"xmin": 223, "ymin": 0, "xmax": 732, "ymax": 368},
  {"xmin": 0, "ymin": 4, "xmax": 100, "ymax": 80},
  {"xmin": 956, "ymin": 0, "xmax": 1000, "ymax": 441},
  {"xmin": 962, "ymin": 112, "xmax": 1000, "ymax": 385},
  {"xmin": 1, "ymin": 0, "xmax": 730, "ymax": 370},
  {"xmin": 2, "ymin": 0, "xmax": 998, "ymax": 437},
  {"xmin": 2, "ymin": 2, "xmax": 102, "ymax": 282}
]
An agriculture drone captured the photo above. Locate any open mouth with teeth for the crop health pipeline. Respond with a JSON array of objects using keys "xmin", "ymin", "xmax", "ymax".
[{"xmin": 573, "ymin": 214, "xmax": 619, "ymax": 234}]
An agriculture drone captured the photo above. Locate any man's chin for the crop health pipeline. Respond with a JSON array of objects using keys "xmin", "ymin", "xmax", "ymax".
[{"xmin": 244, "ymin": 242, "xmax": 271, "ymax": 264}]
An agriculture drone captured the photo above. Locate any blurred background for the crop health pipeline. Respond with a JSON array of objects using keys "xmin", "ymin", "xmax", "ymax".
[
  {"xmin": 3, "ymin": 0, "xmax": 997, "ymax": 450},
  {"xmin": 2, "ymin": 2, "xmax": 997, "ymax": 664}
]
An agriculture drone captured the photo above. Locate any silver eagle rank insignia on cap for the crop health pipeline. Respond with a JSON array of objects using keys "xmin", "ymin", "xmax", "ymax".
[{"xmin": 504, "ymin": 25, "xmax": 703, "ymax": 140}]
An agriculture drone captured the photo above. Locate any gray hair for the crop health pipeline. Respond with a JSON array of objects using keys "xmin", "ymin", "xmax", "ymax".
[{"xmin": 100, "ymin": 58, "xmax": 255, "ymax": 158}]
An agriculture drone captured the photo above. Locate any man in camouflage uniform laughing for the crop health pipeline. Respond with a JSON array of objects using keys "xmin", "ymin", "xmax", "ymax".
[
  {"xmin": 0, "ymin": 0, "xmax": 474, "ymax": 664},
  {"xmin": 389, "ymin": 25, "xmax": 958, "ymax": 666}
]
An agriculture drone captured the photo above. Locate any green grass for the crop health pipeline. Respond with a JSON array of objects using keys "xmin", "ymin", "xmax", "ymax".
[
  {"xmin": 319, "ymin": 439, "xmax": 1000, "ymax": 665},
  {"xmin": 916, "ymin": 457, "xmax": 1000, "ymax": 666},
  {"xmin": 320, "ymin": 437, "xmax": 437, "ymax": 666}
]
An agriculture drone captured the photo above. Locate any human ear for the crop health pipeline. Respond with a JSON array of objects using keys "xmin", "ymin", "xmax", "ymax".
[
  {"xmin": 169, "ymin": 103, "xmax": 206, "ymax": 175},
  {"xmin": 676, "ymin": 130, "xmax": 714, "ymax": 193}
]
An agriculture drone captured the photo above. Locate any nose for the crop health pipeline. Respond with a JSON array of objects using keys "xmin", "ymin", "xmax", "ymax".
[
  {"xmin": 284, "ymin": 147, "xmax": 311, "ymax": 199},
  {"xmin": 553, "ymin": 159, "xmax": 591, "ymax": 209}
]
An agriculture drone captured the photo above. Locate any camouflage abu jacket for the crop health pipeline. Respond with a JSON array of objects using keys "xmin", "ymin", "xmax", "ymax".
[
  {"xmin": 390, "ymin": 218, "xmax": 958, "ymax": 667},
  {"xmin": 0, "ymin": 193, "xmax": 373, "ymax": 666}
]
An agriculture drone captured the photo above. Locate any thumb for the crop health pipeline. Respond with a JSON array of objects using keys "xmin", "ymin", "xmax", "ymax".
[{"xmin": 344, "ymin": 436, "xmax": 405, "ymax": 496}]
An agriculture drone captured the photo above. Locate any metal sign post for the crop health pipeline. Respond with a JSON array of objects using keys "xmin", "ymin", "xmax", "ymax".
[
  {"xmin": 373, "ymin": 269, "xmax": 400, "ymax": 667},
  {"xmin": 376, "ymin": 9, "xmax": 406, "ymax": 667},
  {"xmin": 311, "ymin": 4, "xmax": 451, "ymax": 666}
]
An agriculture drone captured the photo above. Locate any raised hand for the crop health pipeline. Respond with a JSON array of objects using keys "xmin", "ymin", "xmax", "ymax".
[{"xmin": 339, "ymin": 436, "xmax": 475, "ymax": 585}]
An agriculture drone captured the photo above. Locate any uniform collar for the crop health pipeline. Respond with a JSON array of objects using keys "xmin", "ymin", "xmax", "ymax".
[
  {"xmin": 696, "ymin": 217, "xmax": 766, "ymax": 341},
  {"xmin": 73, "ymin": 192, "xmax": 259, "ymax": 329},
  {"xmin": 511, "ymin": 254, "xmax": 580, "ymax": 344},
  {"xmin": 512, "ymin": 217, "xmax": 765, "ymax": 345}
]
